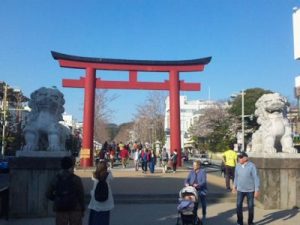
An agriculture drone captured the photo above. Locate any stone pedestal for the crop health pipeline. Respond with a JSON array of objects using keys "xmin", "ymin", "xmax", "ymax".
[
  {"xmin": 249, "ymin": 153, "xmax": 300, "ymax": 209},
  {"xmin": 16, "ymin": 150, "xmax": 71, "ymax": 158},
  {"xmin": 9, "ymin": 155, "xmax": 69, "ymax": 218}
]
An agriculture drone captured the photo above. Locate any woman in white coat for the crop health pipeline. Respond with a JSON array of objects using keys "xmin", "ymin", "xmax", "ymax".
[{"xmin": 88, "ymin": 161, "xmax": 114, "ymax": 225}]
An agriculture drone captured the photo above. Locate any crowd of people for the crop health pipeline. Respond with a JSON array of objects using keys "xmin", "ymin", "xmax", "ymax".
[{"xmin": 95, "ymin": 141, "xmax": 179, "ymax": 174}]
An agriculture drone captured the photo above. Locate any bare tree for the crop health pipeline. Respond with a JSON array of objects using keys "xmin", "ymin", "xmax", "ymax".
[
  {"xmin": 132, "ymin": 91, "xmax": 166, "ymax": 145},
  {"xmin": 113, "ymin": 122, "xmax": 134, "ymax": 143},
  {"xmin": 190, "ymin": 104, "xmax": 229, "ymax": 137},
  {"xmin": 94, "ymin": 90, "xmax": 118, "ymax": 143},
  {"xmin": 189, "ymin": 103, "xmax": 237, "ymax": 152}
]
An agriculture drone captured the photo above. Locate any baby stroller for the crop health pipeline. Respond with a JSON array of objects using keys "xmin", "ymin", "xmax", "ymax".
[{"xmin": 176, "ymin": 186, "xmax": 202, "ymax": 225}]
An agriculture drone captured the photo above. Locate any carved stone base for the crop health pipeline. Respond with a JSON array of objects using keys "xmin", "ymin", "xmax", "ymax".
[
  {"xmin": 249, "ymin": 153, "xmax": 300, "ymax": 209},
  {"xmin": 9, "ymin": 157, "xmax": 66, "ymax": 218}
]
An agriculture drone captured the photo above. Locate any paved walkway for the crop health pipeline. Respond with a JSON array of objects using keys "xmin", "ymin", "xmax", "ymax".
[{"xmin": 1, "ymin": 164, "xmax": 299, "ymax": 225}]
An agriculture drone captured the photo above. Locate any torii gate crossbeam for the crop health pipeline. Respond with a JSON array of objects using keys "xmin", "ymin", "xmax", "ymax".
[{"xmin": 52, "ymin": 51, "xmax": 211, "ymax": 168}]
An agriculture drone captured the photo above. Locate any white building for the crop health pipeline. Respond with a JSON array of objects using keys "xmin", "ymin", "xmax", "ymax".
[
  {"xmin": 61, "ymin": 113, "xmax": 74, "ymax": 128},
  {"xmin": 60, "ymin": 113, "xmax": 83, "ymax": 133},
  {"xmin": 164, "ymin": 96, "xmax": 223, "ymax": 151},
  {"xmin": 293, "ymin": 7, "xmax": 300, "ymax": 60}
]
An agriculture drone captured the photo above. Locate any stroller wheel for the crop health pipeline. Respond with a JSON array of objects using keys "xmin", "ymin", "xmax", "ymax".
[{"xmin": 196, "ymin": 218, "xmax": 202, "ymax": 225}]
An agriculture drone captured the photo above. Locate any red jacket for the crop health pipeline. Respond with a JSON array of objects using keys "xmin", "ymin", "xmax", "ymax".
[{"xmin": 120, "ymin": 149, "xmax": 129, "ymax": 159}]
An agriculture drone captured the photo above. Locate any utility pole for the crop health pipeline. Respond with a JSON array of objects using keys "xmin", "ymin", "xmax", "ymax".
[{"xmin": 1, "ymin": 84, "xmax": 7, "ymax": 157}]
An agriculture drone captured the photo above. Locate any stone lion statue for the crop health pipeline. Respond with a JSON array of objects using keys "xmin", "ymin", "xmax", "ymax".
[
  {"xmin": 250, "ymin": 93, "xmax": 297, "ymax": 153},
  {"xmin": 23, "ymin": 87, "xmax": 70, "ymax": 151}
]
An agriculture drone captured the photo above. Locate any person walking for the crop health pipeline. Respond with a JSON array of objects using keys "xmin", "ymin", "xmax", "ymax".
[
  {"xmin": 108, "ymin": 146, "xmax": 115, "ymax": 168},
  {"xmin": 102, "ymin": 141, "xmax": 108, "ymax": 152},
  {"xmin": 184, "ymin": 160, "xmax": 208, "ymax": 224},
  {"xmin": 98, "ymin": 149, "xmax": 106, "ymax": 162},
  {"xmin": 148, "ymin": 149, "xmax": 157, "ymax": 173},
  {"xmin": 171, "ymin": 149, "xmax": 178, "ymax": 173},
  {"xmin": 222, "ymin": 144, "xmax": 238, "ymax": 191},
  {"xmin": 133, "ymin": 148, "xmax": 140, "ymax": 171},
  {"xmin": 140, "ymin": 149, "xmax": 149, "ymax": 173},
  {"xmin": 233, "ymin": 152, "xmax": 260, "ymax": 225},
  {"xmin": 120, "ymin": 145, "xmax": 129, "ymax": 168},
  {"xmin": 46, "ymin": 156, "xmax": 85, "ymax": 225},
  {"xmin": 161, "ymin": 148, "xmax": 169, "ymax": 173},
  {"xmin": 88, "ymin": 161, "xmax": 114, "ymax": 225}
]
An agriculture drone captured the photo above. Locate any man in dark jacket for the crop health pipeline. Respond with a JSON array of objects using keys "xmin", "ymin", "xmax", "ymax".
[
  {"xmin": 171, "ymin": 149, "xmax": 178, "ymax": 173},
  {"xmin": 46, "ymin": 156, "xmax": 85, "ymax": 225}
]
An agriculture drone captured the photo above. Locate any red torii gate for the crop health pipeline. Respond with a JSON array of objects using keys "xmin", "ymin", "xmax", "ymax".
[{"xmin": 52, "ymin": 51, "xmax": 211, "ymax": 168}]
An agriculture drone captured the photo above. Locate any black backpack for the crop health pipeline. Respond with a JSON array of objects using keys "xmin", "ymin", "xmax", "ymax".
[
  {"xmin": 54, "ymin": 174, "xmax": 77, "ymax": 211},
  {"xmin": 94, "ymin": 172, "xmax": 109, "ymax": 202}
]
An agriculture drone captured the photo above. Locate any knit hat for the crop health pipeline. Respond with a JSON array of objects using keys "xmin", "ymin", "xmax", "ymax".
[
  {"xmin": 238, "ymin": 152, "xmax": 248, "ymax": 158},
  {"xmin": 61, "ymin": 156, "xmax": 74, "ymax": 170}
]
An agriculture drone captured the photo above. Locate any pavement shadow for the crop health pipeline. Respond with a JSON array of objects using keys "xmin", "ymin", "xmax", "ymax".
[
  {"xmin": 79, "ymin": 170, "xmax": 232, "ymax": 202},
  {"xmin": 111, "ymin": 176, "xmax": 187, "ymax": 195},
  {"xmin": 111, "ymin": 203, "xmax": 179, "ymax": 225},
  {"xmin": 254, "ymin": 208, "xmax": 300, "ymax": 225},
  {"xmin": 112, "ymin": 176, "xmax": 228, "ymax": 195},
  {"xmin": 206, "ymin": 207, "xmax": 237, "ymax": 225}
]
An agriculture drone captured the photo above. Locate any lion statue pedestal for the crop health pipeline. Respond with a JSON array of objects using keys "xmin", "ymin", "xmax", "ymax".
[
  {"xmin": 10, "ymin": 87, "xmax": 72, "ymax": 218},
  {"xmin": 249, "ymin": 153, "xmax": 300, "ymax": 209},
  {"xmin": 248, "ymin": 93, "xmax": 299, "ymax": 209}
]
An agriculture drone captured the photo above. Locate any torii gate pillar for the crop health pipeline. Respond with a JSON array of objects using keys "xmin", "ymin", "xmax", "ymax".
[
  {"xmin": 52, "ymin": 51, "xmax": 211, "ymax": 168},
  {"xmin": 81, "ymin": 68, "xmax": 96, "ymax": 167},
  {"xmin": 169, "ymin": 70, "xmax": 181, "ymax": 154}
]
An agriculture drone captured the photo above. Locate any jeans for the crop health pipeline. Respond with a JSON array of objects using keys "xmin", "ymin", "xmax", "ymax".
[
  {"xmin": 142, "ymin": 161, "xmax": 148, "ymax": 172},
  {"xmin": 236, "ymin": 191, "xmax": 254, "ymax": 225},
  {"xmin": 88, "ymin": 209, "xmax": 110, "ymax": 225},
  {"xmin": 149, "ymin": 162, "xmax": 155, "ymax": 173},
  {"xmin": 225, "ymin": 166, "xmax": 235, "ymax": 189},
  {"xmin": 199, "ymin": 193, "xmax": 207, "ymax": 217}
]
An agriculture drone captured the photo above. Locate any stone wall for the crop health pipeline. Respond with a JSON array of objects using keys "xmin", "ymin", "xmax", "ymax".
[{"xmin": 250, "ymin": 154, "xmax": 300, "ymax": 209}]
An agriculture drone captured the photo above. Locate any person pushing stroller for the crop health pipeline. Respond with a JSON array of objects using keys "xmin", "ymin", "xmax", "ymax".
[{"xmin": 184, "ymin": 160, "xmax": 207, "ymax": 224}]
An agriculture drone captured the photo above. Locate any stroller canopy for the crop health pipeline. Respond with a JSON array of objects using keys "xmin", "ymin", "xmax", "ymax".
[{"xmin": 179, "ymin": 186, "xmax": 199, "ymax": 202}]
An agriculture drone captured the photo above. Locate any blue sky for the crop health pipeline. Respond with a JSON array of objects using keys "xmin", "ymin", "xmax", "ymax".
[{"xmin": 1, "ymin": 0, "xmax": 300, "ymax": 124}]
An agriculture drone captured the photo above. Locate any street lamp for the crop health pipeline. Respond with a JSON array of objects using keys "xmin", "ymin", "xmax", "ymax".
[
  {"xmin": 231, "ymin": 90, "xmax": 246, "ymax": 151},
  {"xmin": 241, "ymin": 90, "xmax": 245, "ymax": 152}
]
